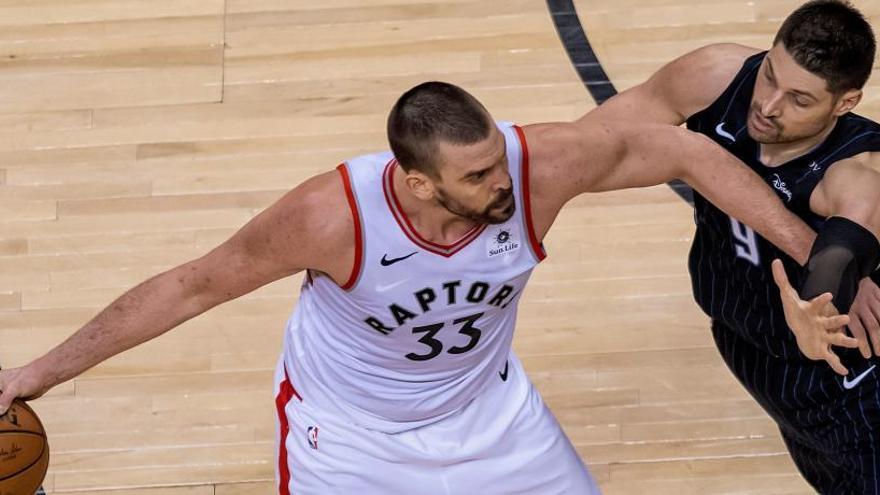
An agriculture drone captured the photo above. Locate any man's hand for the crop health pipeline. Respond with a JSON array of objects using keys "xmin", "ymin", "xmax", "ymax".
[
  {"xmin": 848, "ymin": 276, "xmax": 880, "ymax": 358},
  {"xmin": 771, "ymin": 259, "xmax": 856, "ymax": 375},
  {"xmin": 0, "ymin": 365, "xmax": 50, "ymax": 416}
]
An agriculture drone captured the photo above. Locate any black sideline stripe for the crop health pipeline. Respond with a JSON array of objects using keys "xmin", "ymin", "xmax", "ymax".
[{"xmin": 545, "ymin": 0, "xmax": 695, "ymax": 204}]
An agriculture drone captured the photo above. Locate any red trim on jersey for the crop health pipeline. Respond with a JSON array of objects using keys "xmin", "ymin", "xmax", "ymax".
[
  {"xmin": 275, "ymin": 367, "xmax": 301, "ymax": 495},
  {"xmin": 337, "ymin": 163, "xmax": 364, "ymax": 290},
  {"xmin": 382, "ymin": 159, "xmax": 486, "ymax": 257},
  {"xmin": 514, "ymin": 125, "xmax": 546, "ymax": 262}
]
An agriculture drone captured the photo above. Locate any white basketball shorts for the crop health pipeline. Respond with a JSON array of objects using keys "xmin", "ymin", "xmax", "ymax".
[{"xmin": 273, "ymin": 353, "xmax": 599, "ymax": 494}]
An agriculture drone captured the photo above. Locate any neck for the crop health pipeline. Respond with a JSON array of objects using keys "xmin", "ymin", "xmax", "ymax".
[
  {"xmin": 758, "ymin": 119, "xmax": 837, "ymax": 167},
  {"xmin": 392, "ymin": 165, "xmax": 478, "ymax": 244}
]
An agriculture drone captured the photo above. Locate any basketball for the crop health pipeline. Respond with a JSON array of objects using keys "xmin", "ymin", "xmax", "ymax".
[{"xmin": 0, "ymin": 400, "xmax": 49, "ymax": 495}]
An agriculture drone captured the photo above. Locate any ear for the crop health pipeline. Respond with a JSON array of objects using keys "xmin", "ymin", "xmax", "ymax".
[
  {"xmin": 833, "ymin": 89, "xmax": 862, "ymax": 117},
  {"xmin": 404, "ymin": 170, "xmax": 436, "ymax": 201}
]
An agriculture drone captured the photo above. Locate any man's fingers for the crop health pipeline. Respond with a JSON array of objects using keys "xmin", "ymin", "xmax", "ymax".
[
  {"xmin": 809, "ymin": 292, "xmax": 835, "ymax": 310},
  {"xmin": 771, "ymin": 259, "xmax": 796, "ymax": 294},
  {"xmin": 0, "ymin": 387, "xmax": 14, "ymax": 417},
  {"xmin": 866, "ymin": 322, "xmax": 880, "ymax": 358},
  {"xmin": 867, "ymin": 318, "xmax": 880, "ymax": 358},
  {"xmin": 848, "ymin": 316, "xmax": 873, "ymax": 359},
  {"xmin": 824, "ymin": 314, "xmax": 850, "ymax": 330},
  {"xmin": 869, "ymin": 280, "xmax": 880, "ymax": 299},
  {"xmin": 830, "ymin": 332, "xmax": 860, "ymax": 349},
  {"xmin": 864, "ymin": 306, "xmax": 880, "ymax": 334},
  {"xmin": 824, "ymin": 351, "xmax": 849, "ymax": 376}
]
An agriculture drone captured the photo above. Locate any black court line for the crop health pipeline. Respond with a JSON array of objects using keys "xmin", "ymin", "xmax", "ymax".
[{"xmin": 546, "ymin": 0, "xmax": 695, "ymax": 205}]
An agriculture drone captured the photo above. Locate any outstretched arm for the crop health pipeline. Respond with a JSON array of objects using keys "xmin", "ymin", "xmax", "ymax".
[
  {"xmin": 0, "ymin": 170, "xmax": 354, "ymax": 414},
  {"xmin": 524, "ymin": 119, "xmax": 815, "ymax": 263}
]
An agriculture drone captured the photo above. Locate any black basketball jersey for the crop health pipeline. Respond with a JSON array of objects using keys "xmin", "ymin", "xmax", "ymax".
[{"xmin": 686, "ymin": 51, "xmax": 880, "ymax": 359}]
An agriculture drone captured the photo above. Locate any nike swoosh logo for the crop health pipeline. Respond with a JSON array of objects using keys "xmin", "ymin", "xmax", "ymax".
[
  {"xmin": 499, "ymin": 361, "xmax": 509, "ymax": 382},
  {"xmin": 715, "ymin": 122, "xmax": 736, "ymax": 142},
  {"xmin": 380, "ymin": 252, "xmax": 417, "ymax": 267},
  {"xmin": 843, "ymin": 364, "xmax": 876, "ymax": 390},
  {"xmin": 375, "ymin": 279, "xmax": 410, "ymax": 292}
]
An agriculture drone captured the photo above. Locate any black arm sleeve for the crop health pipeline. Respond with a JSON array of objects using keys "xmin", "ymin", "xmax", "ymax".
[{"xmin": 799, "ymin": 217, "xmax": 880, "ymax": 314}]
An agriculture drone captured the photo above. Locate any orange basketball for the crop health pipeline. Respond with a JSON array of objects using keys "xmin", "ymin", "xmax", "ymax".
[{"xmin": 0, "ymin": 400, "xmax": 49, "ymax": 495}]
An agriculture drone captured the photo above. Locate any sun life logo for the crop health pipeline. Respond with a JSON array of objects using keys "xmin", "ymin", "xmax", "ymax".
[{"xmin": 488, "ymin": 228, "xmax": 520, "ymax": 258}]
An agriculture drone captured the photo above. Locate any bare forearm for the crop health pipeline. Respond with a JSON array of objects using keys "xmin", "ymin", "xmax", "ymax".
[
  {"xmin": 29, "ymin": 269, "xmax": 207, "ymax": 389},
  {"xmin": 679, "ymin": 135, "xmax": 815, "ymax": 264}
]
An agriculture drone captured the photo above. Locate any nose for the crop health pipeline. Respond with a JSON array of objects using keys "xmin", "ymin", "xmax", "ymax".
[
  {"xmin": 760, "ymin": 91, "xmax": 784, "ymax": 118},
  {"xmin": 493, "ymin": 172, "xmax": 512, "ymax": 193}
]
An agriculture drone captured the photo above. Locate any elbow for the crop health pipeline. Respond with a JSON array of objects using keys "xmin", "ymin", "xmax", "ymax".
[
  {"xmin": 667, "ymin": 131, "xmax": 711, "ymax": 184},
  {"xmin": 161, "ymin": 262, "xmax": 219, "ymax": 317}
]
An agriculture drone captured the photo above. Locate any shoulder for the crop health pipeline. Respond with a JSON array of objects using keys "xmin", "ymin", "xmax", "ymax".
[
  {"xmin": 243, "ymin": 168, "xmax": 356, "ymax": 278},
  {"xmin": 644, "ymin": 43, "xmax": 762, "ymax": 117},
  {"xmin": 659, "ymin": 43, "xmax": 760, "ymax": 83},
  {"xmin": 822, "ymin": 152, "xmax": 880, "ymax": 185},
  {"xmin": 273, "ymin": 169, "xmax": 351, "ymax": 235},
  {"xmin": 674, "ymin": 43, "xmax": 761, "ymax": 74},
  {"xmin": 584, "ymin": 44, "xmax": 762, "ymax": 125},
  {"xmin": 814, "ymin": 154, "xmax": 880, "ymax": 231}
]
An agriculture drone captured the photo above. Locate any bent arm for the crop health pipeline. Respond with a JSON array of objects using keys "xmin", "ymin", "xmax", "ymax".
[
  {"xmin": 0, "ymin": 170, "xmax": 353, "ymax": 411},
  {"xmin": 770, "ymin": 161, "xmax": 880, "ymax": 365},
  {"xmin": 582, "ymin": 44, "xmax": 759, "ymax": 126},
  {"xmin": 801, "ymin": 161, "xmax": 880, "ymax": 312},
  {"xmin": 526, "ymin": 120, "xmax": 815, "ymax": 263}
]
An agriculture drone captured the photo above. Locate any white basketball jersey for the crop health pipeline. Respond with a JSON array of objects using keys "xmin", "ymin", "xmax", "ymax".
[{"xmin": 283, "ymin": 123, "xmax": 545, "ymax": 433}]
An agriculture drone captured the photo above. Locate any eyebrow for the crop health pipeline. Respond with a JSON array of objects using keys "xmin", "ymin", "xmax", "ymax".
[
  {"xmin": 766, "ymin": 58, "xmax": 819, "ymax": 102},
  {"xmin": 462, "ymin": 164, "xmax": 494, "ymax": 180},
  {"xmin": 462, "ymin": 150, "xmax": 506, "ymax": 181}
]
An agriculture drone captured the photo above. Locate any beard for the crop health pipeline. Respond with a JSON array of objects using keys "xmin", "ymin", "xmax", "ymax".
[
  {"xmin": 746, "ymin": 104, "xmax": 832, "ymax": 145},
  {"xmin": 435, "ymin": 187, "xmax": 515, "ymax": 225},
  {"xmin": 746, "ymin": 106, "xmax": 788, "ymax": 144}
]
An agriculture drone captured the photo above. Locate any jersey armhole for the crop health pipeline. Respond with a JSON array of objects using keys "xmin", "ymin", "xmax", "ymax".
[
  {"xmin": 513, "ymin": 125, "xmax": 547, "ymax": 262},
  {"xmin": 336, "ymin": 163, "xmax": 365, "ymax": 290}
]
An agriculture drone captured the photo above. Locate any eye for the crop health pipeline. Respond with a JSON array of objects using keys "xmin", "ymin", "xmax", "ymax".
[
  {"xmin": 793, "ymin": 96, "xmax": 809, "ymax": 107},
  {"xmin": 470, "ymin": 170, "xmax": 488, "ymax": 182}
]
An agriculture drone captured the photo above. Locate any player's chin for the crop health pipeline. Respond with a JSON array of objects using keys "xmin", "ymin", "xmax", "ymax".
[
  {"xmin": 485, "ymin": 201, "xmax": 516, "ymax": 225},
  {"xmin": 747, "ymin": 122, "xmax": 783, "ymax": 144}
]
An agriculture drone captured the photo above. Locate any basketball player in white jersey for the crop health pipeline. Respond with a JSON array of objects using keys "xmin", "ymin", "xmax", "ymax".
[{"xmin": 0, "ymin": 82, "xmax": 824, "ymax": 494}]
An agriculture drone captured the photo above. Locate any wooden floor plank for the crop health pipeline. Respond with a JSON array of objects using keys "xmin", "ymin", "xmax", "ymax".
[{"xmin": 5, "ymin": 0, "xmax": 876, "ymax": 492}]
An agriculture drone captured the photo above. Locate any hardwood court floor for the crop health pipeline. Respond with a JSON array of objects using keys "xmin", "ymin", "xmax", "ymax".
[{"xmin": 0, "ymin": 0, "xmax": 877, "ymax": 493}]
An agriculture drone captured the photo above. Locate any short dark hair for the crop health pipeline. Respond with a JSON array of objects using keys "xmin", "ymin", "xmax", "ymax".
[
  {"xmin": 774, "ymin": 0, "xmax": 876, "ymax": 94},
  {"xmin": 387, "ymin": 82, "xmax": 493, "ymax": 178}
]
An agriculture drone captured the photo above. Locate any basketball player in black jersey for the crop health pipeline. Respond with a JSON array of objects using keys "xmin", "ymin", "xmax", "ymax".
[{"xmin": 589, "ymin": 1, "xmax": 880, "ymax": 492}]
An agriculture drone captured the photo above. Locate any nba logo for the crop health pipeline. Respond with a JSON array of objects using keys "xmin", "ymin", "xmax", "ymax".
[{"xmin": 307, "ymin": 426, "xmax": 319, "ymax": 450}]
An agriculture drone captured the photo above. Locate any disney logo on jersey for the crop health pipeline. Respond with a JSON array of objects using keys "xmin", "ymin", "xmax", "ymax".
[
  {"xmin": 487, "ymin": 227, "xmax": 520, "ymax": 258},
  {"xmin": 772, "ymin": 174, "xmax": 793, "ymax": 202}
]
